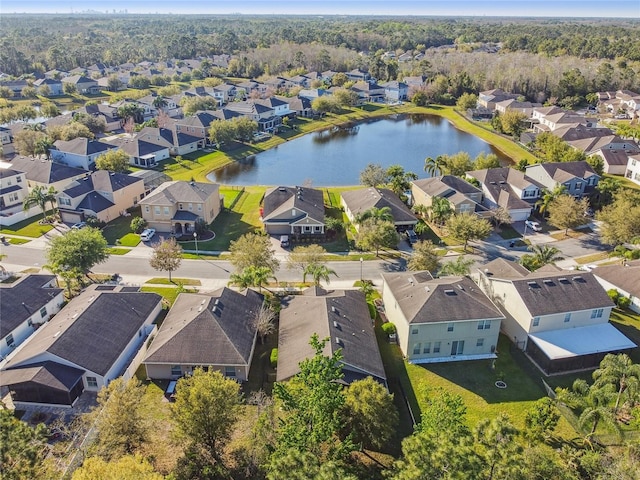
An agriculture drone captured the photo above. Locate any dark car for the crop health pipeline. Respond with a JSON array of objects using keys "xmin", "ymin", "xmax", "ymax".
[{"xmin": 406, "ymin": 229, "xmax": 418, "ymax": 245}]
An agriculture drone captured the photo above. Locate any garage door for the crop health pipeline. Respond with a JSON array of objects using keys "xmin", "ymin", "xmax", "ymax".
[{"xmin": 60, "ymin": 211, "xmax": 83, "ymax": 224}]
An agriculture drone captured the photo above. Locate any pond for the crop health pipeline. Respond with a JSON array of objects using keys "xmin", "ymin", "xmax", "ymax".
[{"xmin": 208, "ymin": 114, "xmax": 513, "ymax": 186}]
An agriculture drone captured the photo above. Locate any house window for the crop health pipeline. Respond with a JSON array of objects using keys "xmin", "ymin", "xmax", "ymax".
[
  {"xmin": 16, "ymin": 176, "xmax": 22, "ymax": 183},
  {"xmin": 411, "ymin": 328, "xmax": 418, "ymax": 335},
  {"xmin": 5, "ymin": 334, "xmax": 14, "ymax": 347},
  {"xmin": 591, "ymin": 308, "xmax": 604, "ymax": 318},
  {"xmin": 225, "ymin": 366, "xmax": 236, "ymax": 378},
  {"xmin": 188, "ymin": 203, "xmax": 193, "ymax": 211},
  {"xmin": 477, "ymin": 320, "xmax": 491, "ymax": 330},
  {"xmin": 575, "ymin": 182, "xmax": 582, "ymax": 190},
  {"xmin": 291, "ymin": 209, "xmax": 296, "ymax": 216},
  {"xmin": 179, "ymin": 203, "xmax": 183, "ymax": 210},
  {"xmin": 532, "ymin": 317, "xmax": 540, "ymax": 327},
  {"xmin": 433, "ymin": 341, "xmax": 441, "ymax": 353},
  {"xmin": 315, "ymin": 226, "xmax": 321, "ymax": 232},
  {"xmin": 145, "ymin": 206, "xmax": 150, "ymax": 213},
  {"xmin": 40, "ymin": 306, "xmax": 47, "ymax": 318},
  {"xmin": 304, "ymin": 226, "xmax": 311, "ymax": 232},
  {"xmin": 164, "ymin": 206, "xmax": 170, "ymax": 215},
  {"xmin": 86, "ymin": 376, "xmax": 98, "ymax": 388},
  {"xmin": 564, "ymin": 313, "xmax": 571, "ymax": 323},
  {"xmin": 477, "ymin": 338, "xmax": 484, "ymax": 347},
  {"xmin": 413, "ymin": 343, "xmax": 421, "ymax": 355},
  {"xmin": 423, "ymin": 342, "xmax": 431, "ymax": 354},
  {"xmin": 447, "ymin": 323, "xmax": 454, "ymax": 332},
  {"xmin": 197, "ymin": 204, "xmax": 202, "ymax": 211},
  {"xmin": 154, "ymin": 206, "xmax": 161, "ymax": 215},
  {"xmin": 171, "ymin": 365, "xmax": 182, "ymax": 377}
]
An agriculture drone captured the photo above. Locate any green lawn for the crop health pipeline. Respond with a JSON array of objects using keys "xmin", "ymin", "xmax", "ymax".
[
  {"xmin": 145, "ymin": 277, "xmax": 201, "ymax": 286},
  {"xmin": 0, "ymin": 217, "xmax": 54, "ymax": 238},
  {"xmin": 609, "ymin": 308, "xmax": 640, "ymax": 364},
  {"xmin": 101, "ymin": 207, "xmax": 141, "ymax": 245},
  {"xmin": 574, "ymin": 251, "xmax": 611, "ymax": 265},
  {"xmin": 7, "ymin": 237, "xmax": 30, "ymax": 245},
  {"xmin": 140, "ymin": 286, "xmax": 194, "ymax": 306},
  {"xmin": 107, "ymin": 247, "xmax": 131, "ymax": 255},
  {"xmin": 497, "ymin": 225, "xmax": 522, "ymax": 240}
]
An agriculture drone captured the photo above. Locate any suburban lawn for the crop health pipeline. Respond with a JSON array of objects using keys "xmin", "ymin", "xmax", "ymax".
[
  {"xmin": 140, "ymin": 286, "xmax": 193, "ymax": 306},
  {"xmin": 145, "ymin": 277, "xmax": 201, "ymax": 286},
  {"xmin": 100, "ymin": 207, "xmax": 141, "ymax": 246},
  {"xmin": 0, "ymin": 216, "xmax": 54, "ymax": 237},
  {"xmin": 609, "ymin": 308, "xmax": 640, "ymax": 364}
]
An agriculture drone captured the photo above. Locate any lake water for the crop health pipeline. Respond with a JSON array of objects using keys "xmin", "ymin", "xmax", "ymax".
[{"xmin": 208, "ymin": 114, "xmax": 512, "ymax": 186}]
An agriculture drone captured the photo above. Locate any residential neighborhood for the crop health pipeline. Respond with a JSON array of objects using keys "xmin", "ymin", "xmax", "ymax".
[{"xmin": 1, "ymin": 9, "xmax": 640, "ymax": 480}]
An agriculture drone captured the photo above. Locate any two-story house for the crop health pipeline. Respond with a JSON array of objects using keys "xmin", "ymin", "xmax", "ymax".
[
  {"xmin": 380, "ymin": 81, "xmax": 409, "ymax": 102},
  {"xmin": 225, "ymin": 100, "xmax": 280, "ymax": 132},
  {"xmin": 466, "ymin": 167, "xmax": 543, "ymax": 221},
  {"xmin": 0, "ymin": 168, "xmax": 31, "ymax": 226},
  {"xmin": 382, "ymin": 271, "xmax": 504, "ymax": 363},
  {"xmin": 351, "ymin": 82, "xmax": 386, "ymax": 103},
  {"xmin": 33, "ymin": 78, "xmax": 64, "ymax": 96},
  {"xmin": 412, "ymin": 175, "xmax": 485, "ymax": 215},
  {"xmin": 56, "ymin": 170, "xmax": 145, "ymax": 224},
  {"xmin": 525, "ymin": 161, "xmax": 599, "ymax": 198},
  {"xmin": 8, "ymin": 156, "xmax": 87, "ymax": 193},
  {"xmin": 0, "ymin": 275, "xmax": 64, "ymax": 359},
  {"xmin": 262, "ymin": 186, "xmax": 325, "ymax": 238},
  {"xmin": 139, "ymin": 180, "xmax": 222, "ymax": 235},
  {"xmin": 61, "ymin": 75, "xmax": 99, "ymax": 94},
  {"xmin": 475, "ymin": 258, "xmax": 636, "ymax": 374},
  {"xmin": 626, "ymin": 154, "xmax": 640, "ymax": 185},
  {"xmin": 477, "ymin": 89, "xmax": 520, "ymax": 110},
  {"xmin": 50, "ymin": 138, "xmax": 119, "ymax": 171}
]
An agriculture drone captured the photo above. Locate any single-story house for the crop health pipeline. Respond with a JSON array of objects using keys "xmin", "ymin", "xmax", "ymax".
[
  {"xmin": 593, "ymin": 260, "xmax": 640, "ymax": 314},
  {"xmin": 341, "ymin": 188, "xmax": 417, "ymax": 231}
]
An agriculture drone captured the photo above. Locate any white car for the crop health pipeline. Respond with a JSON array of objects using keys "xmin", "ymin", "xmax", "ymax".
[
  {"xmin": 140, "ymin": 228, "xmax": 156, "ymax": 242},
  {"xmin": 525, "ymin": 220, "xmax": 542, "ymax": 232}
]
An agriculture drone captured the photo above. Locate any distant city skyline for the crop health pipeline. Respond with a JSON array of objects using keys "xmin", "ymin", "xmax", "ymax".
[{"xmin": 2, "ymin": 0, "xmax": 639, "ymax": 18}]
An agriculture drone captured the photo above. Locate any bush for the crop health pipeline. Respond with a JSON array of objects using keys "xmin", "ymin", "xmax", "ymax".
[
  {"xmin": 607, "ymin": 289, "xmax": 620, "ymax": 303},
  {"xmin": 617, "ymin": 296, "xmax": 631, "ymax": 309},
  {"xmin": 85, "ymin": 216, "xmax": 104, "ymax": 228},
  {"xmin": 381, "ymin": 322, "xmax": 397, "ymax": 336},
  {"xmin": 270, "ymin": 348, "xmax": 278, "ymax": 369},
  {"xmin": 130, "ymin": 216, "xmax": 146, "ymax": 234}
]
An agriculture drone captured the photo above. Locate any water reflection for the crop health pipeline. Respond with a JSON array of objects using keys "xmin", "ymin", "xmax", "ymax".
[{"xmin": 209, "ymin": 114, "xmax": 512, "ymax": 186}]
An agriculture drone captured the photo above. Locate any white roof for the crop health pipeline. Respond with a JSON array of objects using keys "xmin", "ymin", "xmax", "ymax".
[{"xmin": 528, "ymin": 323, "xmax": 636, "ymax": 360}]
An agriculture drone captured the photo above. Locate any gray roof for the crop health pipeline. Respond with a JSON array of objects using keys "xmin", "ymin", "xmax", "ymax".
[
  {"xmin": 61, "ymin": 170, "xmax": 142, "ymax": 199},
  {"xmin": 53, "ymin": 138, "xmax": 117, "ymax": 156},
  {"xmin": 482, "ymin": 258, "xmax": 531, "ymax": 279},
  {"xmin": 144, "ymin": 288, "xmax": 263, "ymax": 366},
  {"xmin": 382, "ymin": 271, "xmax": 503, "ymax": 324},
  {"xmin": 139, "ymin": 180, "xmax": 219, "ymax": 206},
  {"xmin": 341, "ymin": 188, "xmax": 417, "ymax": 224},
  {"xmin": 77, "ymin": 192, "xmax": 114, "ymax": 213},
  {"xmin": 483, "ymin": 259, "xmax": 615, "ymax": 316},
  {"xmin": 8, "ymin": 156, "xmax": 87, "ymax": 184},
  {"xmin": 413, "ymin": 175, "xmax": 482, "ymax": 197},
  {"xmin": 263, "ymin": 186, "xmax": 325, "ymax": 224},
  {"xmin": 0, "ymin": 361, "xmax": 84, "ymax": 391},
  {"xmin": 277, "ymin": 288, "xmax": 386, "ymax": 384},
  {"xmin": 3, "ymin": 286, "xmax": 162, "ymax": 376},
  {"xmin": 467, "ymin": 168, "xmax": 540, "ymax": 210},
  {"xmin": 0, "ymin": 275, "xmax": 62, "ymax": 338},
  {"xmin": 526, "ymin": 161, "xmax": 598, "ymax": 184},
  {"xmin": 593, "ymin": 260, "xmax": 640, "ymax": 297}
]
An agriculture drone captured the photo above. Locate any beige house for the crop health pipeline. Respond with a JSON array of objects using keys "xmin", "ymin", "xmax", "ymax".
[
  {"xmin": 139, "ymin": 181, "xmax": 222, "ymax": 235},
  {"xmin": 382, "ymin": 271, "xmax": 504, "ymax": 363},
  {"xmin": 341, "ymin": 188, "xmax": 417, "ymax": 232},
  {"xmin": 475, "ymin": 259, "xmax": 635, "ymax": 374},
  {"xmin": 262, "ymin": 186, "xmax": 325, "ymax": 237},
  {"xmin": 9, "ymin": 156, "xmax": 88, "ymax": 192},
  {"xmin": 56, "ymin": 170, "xmax": 145, "ymax": 224},
  {"xmin": 412, "ymin": 176, "xmax": 484, "ymax": 214}
]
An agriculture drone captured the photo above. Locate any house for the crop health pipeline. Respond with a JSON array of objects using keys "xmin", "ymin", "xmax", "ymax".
[
  {"xmin": 225, "ymin": 100, "xmax": 281, "ymax": 132},
  {"xmin": 173, "ymin": 110, "xmax": 228, "ymax": 142},
  {"xmin": 0, "ymin": 168, "xmax": 31, "ymax": 226},
  {"xmin": 525, "ymin": 161, "xmax": 599, "ymax": 197},
  {"xmin": 143, "ymin": 288, "xmax": 264, "ymax": 381},
  {"xmin": 50, "ymin": 138, "xmax": 119, "ymax": 170},
  {"xmin": 136, "ymin": 126, "xmax": 203, "ymax": 157},
  {"xmin": 346, "ymin": 69, "xmax": 371, "ymax": 82},
  {"xmin": 33, "ymin": 78, "xmax": 63, "ymax": 96},
  {"xmin": 56, "ymin": 170, "xmax": 144, "ymax": 224},
  {"xmin": 351, "ymin": 82, "xmax": 385, "ymax": 103},
  {"xmin": 8, "ymin": 156, "xmax": 88, "ymax": 192},
  {"xmin": 381, "ymin": 271, "xmax": 504, "ymax": 363},
  {"xmin": 110, "ymin": 134, "xmax": 171, "ymax": 169},
  {"xmin": 466, "ymin": 167, "xmax": 542, "ymax": 221},
  {"xmin": 592, "ymin": 147, "xmax": 640, "ymax": 176},
  {"xmin": 475, "ymin": 258, "xmax": 636, "ymax": 374},
  {"xmin": 477, "ymin": 89, "xmax": 519, "ymax": 110},
  {"xmin": 0, "ymin": 126, "xmax": 11, "ymax": 145},
  {"xmin": 277, "ymin": 287, "xmax": 386, "ymax": 386},
  {"xmin": 341, "ymin": 188, "xmax": 417, "ymax": 231},
  {"xmin": 139, "ymin": 180, "xmax": 222, "ymax": 235},
  {"xmin": 277, "ymin": 95, "xmax": 313, "ymax": 117},
  {"xmin": 0, "ymin": 285, "xmax": 162, "ymax": 406},
  {"xmin": 593, "ymin": 260, "xmax": 640, "ymax": 314},
  {"xmin": 262, "ymin": 186, "xmax": 325, "ymax": 237},
  {"xmin": 626, "ymin": 154, "xmax": 640, "ymax": 185},
  {"xmin": 494, "ymin": 99, "xmax": 541, "ymax": 117},
  {"xmin": 76, "ymin": 104, "xmax": 122, "ymax": 131},
  {"xmin": 403, "ymin": 76, "xmax": 428, "ymax": 88},
  {"xmin": 411, "ymin": 176, "xmax": 485, "ymax": 215},
  {"xmin": 380, "ymin": 81, "xmax": 408, "ymax": 102},
  {"xmin": 0, "ymin": 275, "xmax": 64, "ymax": 359},
  {"xmin": 254, "ymin": 97, "xmax": 292, "ymax": 117},
  {"xmin": 61, "ymin": 75, "xmax": 100, "ymax": 94}
]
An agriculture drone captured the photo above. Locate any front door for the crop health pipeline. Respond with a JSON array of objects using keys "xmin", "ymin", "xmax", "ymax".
[{"xmin": 451, "ymin": 340, "xmax": 464, "ymax": 356}]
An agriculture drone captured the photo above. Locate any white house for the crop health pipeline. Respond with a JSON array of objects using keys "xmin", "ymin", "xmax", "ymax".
[
  {"xmin": 626, "ymin": 154, "xmax": 640, "ymax": 186},
  {"xmin": 593, "ymin": 260, "xmax": 640, "ymax": 314}
]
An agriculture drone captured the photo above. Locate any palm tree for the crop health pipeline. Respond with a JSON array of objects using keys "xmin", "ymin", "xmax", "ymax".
[
  {"xmin": 34, "ymin": 137, "xmax": 52, "ymax": 159},
  {"xmin": 536, "ymin": 185, "xmax": 566, "ymax": 216},
  {"xmin": 228, "ymin": 269, "xmax": 254, "ymax": 289},
  {"xmin": 424, "ymin": 155, "xmax": 445, "ymax": 177},
  {"xmin": 528, "ymin": 245, "xmax": 564, "ymax": 267},
  {"xmin": 23, "ymin": 185, "xmax": 55, "ymax": 221},
  {"xmin": 438, "ymin": 256, "xmax": 474, "ymax": 277},
  {"xmin": 229, "ymin": 266, "xmax": 276, "ymax": 292},
  {"xmin": 152, "ymin": 95, "xmax": 167, "ymax": 110},
  {"xmin": 592, "ymin": 354, "xmax": 640, "ymax": 413},
  {"xmin": 303, "ymin": 263, "xmax": 338, "ymax": 286},
  {"xmin": 355, "ymin": 206, "xmax": 393, "ymax": 224},
  {"xmin": 250, "ymin": 266, "xmax": 277, "ymax": 292},
  {"xmin": 427, "ymin": 197, "xmax": 453, "ymax": 226}
]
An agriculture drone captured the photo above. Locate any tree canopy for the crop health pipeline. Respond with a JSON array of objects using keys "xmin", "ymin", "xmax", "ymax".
[
  {"xmin": 149, "ymin": 238, "xmax": 183, "ymax": 281},
  {"xmin": 46, "ymin": 227, "xmax": 109, "ymax": 285},
  {"xmin": 229, "ymin": 232, "xmax": 279, "ymax": 273}
]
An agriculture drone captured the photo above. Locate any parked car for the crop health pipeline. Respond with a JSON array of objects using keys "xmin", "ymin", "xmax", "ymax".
[
  {"xmin": 71, "ymin": 222, "xmax": 87, "ymax": 230},
  {"xmin": 280, "ymin": 235, "xmax": 290, "ymax": 248},
  {"xmin": 405, "ymin": 229, "xmax": 418, "ymax": 245},
  {"xmin": 525, "ymin": 220, "xmax": 542, "ymax": 232},
  {"xmin": 140, "ymin": 228, "xmax": 156, "ymax": 242},
  {"xmin": 584, "ymin": 208, "xmax": 595, "ymax": 217}
]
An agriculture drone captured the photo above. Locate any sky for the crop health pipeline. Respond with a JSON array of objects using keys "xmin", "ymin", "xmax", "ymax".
[{"xmin": 1, "ymin": 0, "xmax": 639, "ymax": 18}]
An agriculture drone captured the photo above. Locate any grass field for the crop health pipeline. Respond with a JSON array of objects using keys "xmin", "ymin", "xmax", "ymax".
[
  {"xmin": 145, "ymin": 277, "xmax": 201, "ymax": 286},
  {"xmin": 0, "ymin": 217, "xmax": 54, "ymax": 237}
]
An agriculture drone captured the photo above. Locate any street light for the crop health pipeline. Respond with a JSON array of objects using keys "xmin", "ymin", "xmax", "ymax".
[
  {"xmin": 193, "ymin": 231, "xmax": 198, "ymax": 256},
  {"xmin": 360, "ymin": 257, "xmax": 363, "ymax": 282}
]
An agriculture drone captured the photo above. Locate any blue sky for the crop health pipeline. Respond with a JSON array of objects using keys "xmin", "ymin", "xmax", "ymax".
[{"xmin": 1, "ymin": 1, "xmax": 638, "ymax": 17}]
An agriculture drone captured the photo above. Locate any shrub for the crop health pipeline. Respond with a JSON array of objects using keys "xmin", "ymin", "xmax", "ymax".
[
  {"xmin": 381, "ymin": 322, "xmax": 397, "ymax": 336},
  {"xmin": 617, "ymin": 296, "xmax": 631, "ymax": 309},
  {"xmin": 85, "ymin": 216, "xmax": 104, "ymax": 228},
  {"xmin": 607, "ymin": 289, "xmax": 620, "ymax": 303},
  {"xmin": 130, "ymin": 216, "xmax": 146, "ymax": 233},
  {"xmin": 270, "ymin": 348, "xmax": 278, "ymax": 368}
]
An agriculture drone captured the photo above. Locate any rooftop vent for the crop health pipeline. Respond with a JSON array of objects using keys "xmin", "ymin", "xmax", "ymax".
[
  {"xmin": 444, "ymin": 289, "xmax": 456, "ymax": 295},
  {"xmin": 278, "ymin": 187, "xmax": 286, "ymax": 192},
  {"xmin": 559, "ymin": 277, "xmax": 569, "ymax": 284},
  {"xmin": 214, "ymin": 299, "xmax": 220, "ymax": 306},
  {"xmin": 543, "ymin": 279, "xmax": 555, "ymax": 286},
  {"xmin": 331, "ymin": 306, "xmax": 337, "ymax": 313},
  {"xmin": 333, "ymin": 321, "xmax": 341, "ymax": 330},
  {"xmin": 572, "ymin": 276, "xmax": 586, "ymax": 283},
  {"xmin": 211, "ymin": 306, "xmax": 220, "ymax": 315},
  {"xmin": 457, "ymin": 284, "xmax": 464, "ymax": 291},
  {"xmin": 335, "ymin": 337, "xmax": 344, "ymax": 347},
  {"xmin": 527, "ymin": 281, "xmax": 540, "ymax": 288}
]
